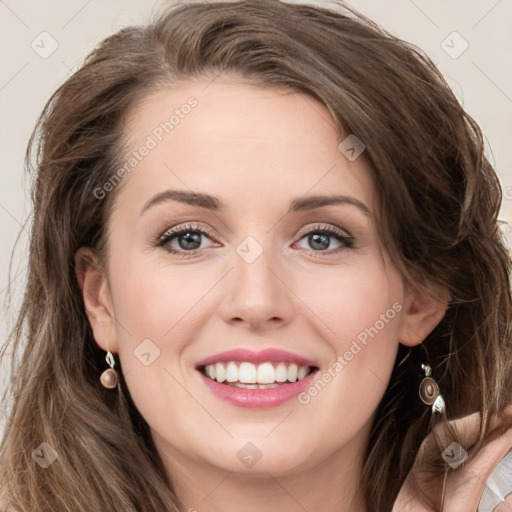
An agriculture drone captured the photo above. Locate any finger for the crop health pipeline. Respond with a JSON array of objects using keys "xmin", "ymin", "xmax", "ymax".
[
  {"xmin": 494, "ymin": 494, "xmax": 512, "ymax": 512},
  {"xmin": 442, "ymin": 425, "xmax": 512, "ymax": 510}
]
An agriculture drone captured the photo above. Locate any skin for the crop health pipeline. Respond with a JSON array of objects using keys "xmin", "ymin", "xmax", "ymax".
[
  {"xmin": 394, "ymin": 407, "xmax": 512, "ymax": 511},
  {"xmin": 76, "ymin": 77, "xmax": 468, "ymax": 512}
]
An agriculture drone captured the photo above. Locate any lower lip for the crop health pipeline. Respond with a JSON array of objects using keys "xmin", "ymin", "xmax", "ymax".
[{"xmin": 198, "ymin": 370, "xmax": 317, "ymax": 409}]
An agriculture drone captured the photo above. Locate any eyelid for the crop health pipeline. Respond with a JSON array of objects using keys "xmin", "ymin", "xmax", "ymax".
[
  {"xmin": 158, "ymin": 222, "xmax": 216, "ymax": 243},
  {"xmin": 157, "ymin": 222, "xmax": 351, "ymax": 244},
  {"xmin": 296, "ymin": 223, "xmax": 352, "ymax": 239},
  {"xmin": 156, "ymin": 220, "xmax": 355, "ymax": 257}
]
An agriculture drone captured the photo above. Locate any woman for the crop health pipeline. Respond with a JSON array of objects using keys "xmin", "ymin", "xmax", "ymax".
[{"xmin": 1, "ymin": 1, "xmax": 511, "ymax": 510}]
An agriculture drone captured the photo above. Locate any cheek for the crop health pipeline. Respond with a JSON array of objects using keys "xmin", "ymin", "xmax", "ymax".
[
  {"xmin": 109, "ymin": 261, "xmax": 201, "ymax": 437},
  {"xmin": 108, "ymin": 254, "xmax": 223, "ymax": 398},
  {"xmin": 292, "ymin": 258, "xmax": 402, "ymax": 420},
  {"xmin": 291, "ymin": 257, "xmax": 403, "ymax": 351},
  {"xmin": 110, "ymin": 253, "xmax": 205, "ymax": 341}
]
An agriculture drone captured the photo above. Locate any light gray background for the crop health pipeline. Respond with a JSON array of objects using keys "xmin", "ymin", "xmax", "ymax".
[{"xmin": 1, "ymin": 0, "xmax": 511, "ymax": 435}]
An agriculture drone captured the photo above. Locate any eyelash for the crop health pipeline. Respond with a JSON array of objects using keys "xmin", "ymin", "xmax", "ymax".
[{"xmin": 156, "ymin": 222, "xmax": 355, "ymax": 258}]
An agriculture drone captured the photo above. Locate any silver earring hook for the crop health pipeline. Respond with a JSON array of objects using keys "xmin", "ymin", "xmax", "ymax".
[{"xmin": 105, "ymin": 338, "xmax": 115, "ymax": 369}]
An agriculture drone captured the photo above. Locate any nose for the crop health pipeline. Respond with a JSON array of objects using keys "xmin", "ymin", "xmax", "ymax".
[{"xmin": 218, "ymin": 237, "xmax": 297, "ymax": 332}]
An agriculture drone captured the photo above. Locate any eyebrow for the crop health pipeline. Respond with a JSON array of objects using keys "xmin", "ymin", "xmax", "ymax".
[{"xmin": 140, "ymin": 189, "xmax": 371, "ymax": 217}]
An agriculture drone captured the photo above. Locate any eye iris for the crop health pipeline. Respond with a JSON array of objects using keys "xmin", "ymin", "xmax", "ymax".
[
  {"xmin": 179, "ymin": 232, "xmax": 202, "ymax": 250},
  {"xmin": 309, "ymin": 233, "xmax": 329, "ymax": 250}
]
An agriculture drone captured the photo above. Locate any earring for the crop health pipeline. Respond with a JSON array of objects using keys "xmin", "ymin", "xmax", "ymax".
[
  {"xmin": 419, "ymin": 363, "xmax": 445, "ymax": 414},
  {"xmin": 100, "ymin": 339, "xmax": 118, "ymax": 389}
]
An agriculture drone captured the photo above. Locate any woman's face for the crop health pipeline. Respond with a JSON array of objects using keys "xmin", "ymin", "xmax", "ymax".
[{"xmin": 80, "ymin": 77, "xmax": 444, "ymax": 482}]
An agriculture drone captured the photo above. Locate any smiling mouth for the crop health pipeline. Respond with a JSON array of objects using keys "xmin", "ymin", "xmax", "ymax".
[{"xmin": 198, "ymin": 361, "xmax": 318, "ymax": 389}]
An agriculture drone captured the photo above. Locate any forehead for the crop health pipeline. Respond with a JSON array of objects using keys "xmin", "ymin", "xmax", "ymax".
[{"xmin": 113, "ymin": 78, "xmax": 375, "ymax": 219}]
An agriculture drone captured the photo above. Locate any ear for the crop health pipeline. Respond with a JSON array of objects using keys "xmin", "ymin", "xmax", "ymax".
[
  {"xmin": 74, "ymin": 247, "xmax": 118, "ymax": 353},
  {"xmin": 398, "ymin": 279, "xmax": 451, "ymax": 347}
]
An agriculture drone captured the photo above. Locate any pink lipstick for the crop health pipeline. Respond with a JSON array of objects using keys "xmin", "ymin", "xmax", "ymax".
[{"xmin": 195, "ymin": 348, "xmax": 318, "ymax": 409}]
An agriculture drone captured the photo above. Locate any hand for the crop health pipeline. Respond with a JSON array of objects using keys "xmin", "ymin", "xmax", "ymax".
[{"xmin": 393, "ymin": 406, "xmax": 512, "ymax": 512}]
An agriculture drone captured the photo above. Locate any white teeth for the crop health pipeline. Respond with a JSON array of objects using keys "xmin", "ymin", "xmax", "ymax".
[
  {"xmin": 257, "ymin": 362, "xmax": 275, "ymax": 384},
  {"xmin": 275, "ymin": 362, "xmax": 288, "ymax": 382},
  {"xmin": 237, "ymin": 383, "xmax": 258, "ymax": 389},
  {"xmin": 215, "ymin": 362, "xmax": 226, "ymax": 383},
  {"xmin": 288, "ymin": 363, "xmax": 298, "ymax": 382},
  {"xmin": 202, "ymin": 361, "xmax": 313, "ymax": 385},
  {"xmin": 231, "ymin": 382, "xmax": 281, "ymax": 389},
  {"xmin": 226, "ymin": 361, "xmax": 238, "ymax": 382},
  {"xmin": 239, "ymin": 362, "xmax": 257, "ymax": 383},
  {"xmin": 297, "ymin": 365, "xmax": 309, "ymax": 380}
]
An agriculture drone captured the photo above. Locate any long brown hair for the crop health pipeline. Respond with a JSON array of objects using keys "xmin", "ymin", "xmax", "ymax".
[{"xmin": 1, "ymin": 1, "xmax": 511, "ymax": 510}]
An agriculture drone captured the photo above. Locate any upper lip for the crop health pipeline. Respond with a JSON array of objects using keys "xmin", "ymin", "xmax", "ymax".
[{"xmin": 195, "ymin": 348, "xmax": 318, "ymax": 369}]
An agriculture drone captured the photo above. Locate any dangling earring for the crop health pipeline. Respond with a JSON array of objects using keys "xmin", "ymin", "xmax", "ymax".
[
  {"xmin": 419, "ymin": 363, "xmax": 445, "ymax": 414},
  {"xmin": 100, "ymin": 339, "xmax": 118, "ymax": 389}
]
